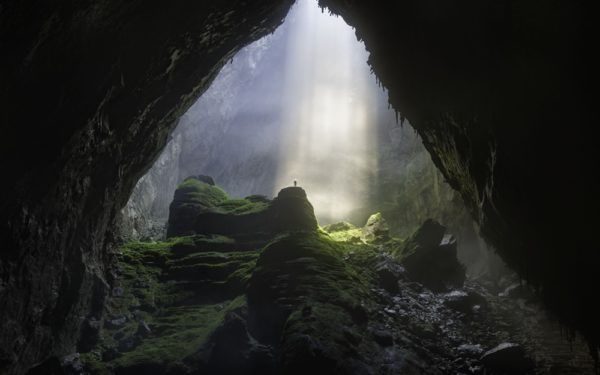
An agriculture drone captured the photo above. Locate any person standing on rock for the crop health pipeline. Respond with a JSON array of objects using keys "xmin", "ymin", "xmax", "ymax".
[{"xmin": 294, "ymin": 179, "xmax": 297, "ymax": 187}]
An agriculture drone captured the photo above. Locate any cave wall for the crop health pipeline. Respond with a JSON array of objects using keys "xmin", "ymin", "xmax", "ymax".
[
  {"xmin": 319, "ymin": 0, "xmax": 599, "ymax": 351},
  {"xmin": 0, "ymin": 1, "xmax": 293, "ymax": 373}
]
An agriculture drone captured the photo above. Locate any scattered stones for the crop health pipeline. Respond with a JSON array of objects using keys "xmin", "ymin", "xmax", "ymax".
[{"xmin": 443, "ymin": 290, "xmax": 486, "ymax": 314}]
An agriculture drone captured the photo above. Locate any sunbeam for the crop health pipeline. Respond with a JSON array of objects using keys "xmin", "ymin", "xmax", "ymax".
[{"xmin": 274, "ymin": 0, "xmax": 380, "ymax": 224}]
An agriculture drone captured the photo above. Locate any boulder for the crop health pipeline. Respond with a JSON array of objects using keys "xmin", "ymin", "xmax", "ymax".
[
  {"xmin": 362, "ymin": 212, "xmax": 390, "ymax": 243},
  {"xmin": 167, "ymin": 176, "xmax": 228, "ymax": 237},
  {"xmin": 399, "ymin": 219, "xmax": 466, "ymax": 291},
  {"xmin": 269, "ymin": 187, "xmax": 318, "ymax": 232},
  {"xmin": 480, "ymin": 343, "xmax": 533, "ymax": 374},
  {"xmin": 375, "ymin": 258, "xmax": 406, "ymax": 294},
  {"xmin": 199, "ymin": 312, "xmax": 275, "ymax": 374},
  {"xmin": 443, "ymin": 290, "xmax": 486, "ymax": 314}
]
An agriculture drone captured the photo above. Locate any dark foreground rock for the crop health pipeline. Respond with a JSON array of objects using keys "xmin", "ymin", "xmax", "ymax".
[
  {"xmin": 399, "ymin": 219, "xmax": 466, "ymax": 291},
  {"xmin": 480, "ymin": 343, "xmax": 534, "ymax": 374}
]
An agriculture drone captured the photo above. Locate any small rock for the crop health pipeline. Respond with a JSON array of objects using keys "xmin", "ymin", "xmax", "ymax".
[
  {"xmin": 480, "ymin": 343, "xmax": 533, "ymax": 374},
  {"xmin": 457, "ymin": 344, "xmax": 484, "ymax": 358},
  {"xmin": 112, "ymin": 287, "xmax": 124, "ymax": 297},
  {"xmin": 105, "ymin": 316, "xmax": 127, "ymax": 329},
  {"xmin": 444, "ymin": 290, "xmax": 486, "ymax": 314},
  {"xmin": 375, "ymin": 259, "xmax": 405, "ymax": 293},
  {"xmin": 370, "ymin": 327, "xmax": 394, "ymax": 347},
  {"xmin": 499, "ymin": 283, "xmax": 536, "ymax": 301},
  {"xmin": 136, "ymin": 320, "xmax": 152, "ymax": 337},
  {"xmin": 61, "ymin": 353, "xmax": 84, "ymax": 374},
  {"xmin": 118, "ymin": 336, "xmax": 142, "ymax": 352}
]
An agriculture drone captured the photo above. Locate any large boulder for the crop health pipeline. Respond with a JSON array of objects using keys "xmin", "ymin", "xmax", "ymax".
[
  {"xmin": 480, "ymin": 343, "xmax": 533, "ymax": 374},
  {"xmin": 166, "ymin": 176, "xmax": 229, "ymax": 237},
  {"xmin": 398, "ymin": 219, "xmax": 465, "ymax": 291},
  {"xmin": 269, "ymin": 187, "xmax": 318, "ymax": 233}
]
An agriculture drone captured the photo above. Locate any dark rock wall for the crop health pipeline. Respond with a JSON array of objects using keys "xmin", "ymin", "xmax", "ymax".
[
  {"xmin": 319, "ymin": 0, "xmax": 599, "ymax": 351},
  {"xmin": 0, "ymin": 1, "xmax": 293, "ymax": 373}
]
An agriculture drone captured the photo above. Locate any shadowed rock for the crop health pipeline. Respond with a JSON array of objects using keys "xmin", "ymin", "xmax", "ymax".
[{"xmin": 399, "ymin": 219, "xmax": 466, "ymax": 291}]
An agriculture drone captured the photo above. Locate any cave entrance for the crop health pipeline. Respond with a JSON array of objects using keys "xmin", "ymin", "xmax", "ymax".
[{"xmin": 122, "ymin": 0, "xmax": 492, "ymax": 276}]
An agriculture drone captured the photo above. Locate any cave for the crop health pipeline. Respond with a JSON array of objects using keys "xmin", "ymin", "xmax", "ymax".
[{"xmin": 1, "ymin": 0, "xmax": 598, "ymax": 374}]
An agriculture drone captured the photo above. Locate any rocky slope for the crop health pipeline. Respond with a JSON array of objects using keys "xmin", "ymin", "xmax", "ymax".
[{"xmin": 74, "ymin": 183, "xmax": 595, "ymax": 374}]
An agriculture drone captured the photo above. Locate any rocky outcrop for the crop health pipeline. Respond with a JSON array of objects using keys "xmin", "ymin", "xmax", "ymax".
[
  {"xmin": 399, "ymin": 219, "xmax": 466, "ymax": 291},
  {"xmin": 167, "ymin": 176, "xmax": 229, "ymax": 237},
  {"xmin": 167, "ymin": 179, "xmax": 317, "ymax": 238}
]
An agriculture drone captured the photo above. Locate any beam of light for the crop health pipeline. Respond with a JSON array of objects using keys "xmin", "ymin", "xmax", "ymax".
[{"xmin": 275, "ymin": 0, "xmax": 380, "ymax": 224}]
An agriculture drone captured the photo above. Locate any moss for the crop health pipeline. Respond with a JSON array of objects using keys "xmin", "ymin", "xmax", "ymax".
[
  {"xmin": 325, "ymin": 228, "xmax": 364, "ymax": 243},
  {"xmin": 214, "ymin": 198, "xmax": 270, "ymax": 215},
  {"xmin": 248, "ymin": 232, "xmax": 380, "ymax": 371},
  {"xmin": 112, "ymin": 297, "xmax": 246, "ymax": 373},
  {"xmin": 175, "ymin": 179, "xmax": 228, "ymax": 208},
  {"xmin": 83, "ymin": 232, "xmax": 258, "ymax": 374}
]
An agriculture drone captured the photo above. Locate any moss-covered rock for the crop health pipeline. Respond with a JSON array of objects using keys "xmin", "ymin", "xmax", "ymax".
[
  {"xmin": 168, "ymin": 182, "xmax": 317, "ymax": 238},
  {"xmin": 322, "ymin": 212, "xmax": 396, "ymax": 244},
  {"xmin": 166, "ymin": 177, "xmax": 229, "ymax": 237},
  {"xmin": 81, "ymin": 236, "xmax": 261, "ymax": 374},
  {"xmin": 269, "ymin": 187, "xmax": 318, "ymax": 233},
  {"xmin": 246, "ymin": 232, "xmax": 380, "ymax": 373}
]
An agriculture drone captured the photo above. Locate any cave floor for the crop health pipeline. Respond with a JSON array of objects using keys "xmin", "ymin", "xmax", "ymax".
[{"xmin": 77, "ymin": 231, "xmax": 596, "ymax": 375}]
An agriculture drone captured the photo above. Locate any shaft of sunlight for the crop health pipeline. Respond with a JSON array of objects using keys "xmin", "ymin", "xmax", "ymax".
[{"xmin": 275, "ymin": 0, "xmax": 379, "ymax": 224}]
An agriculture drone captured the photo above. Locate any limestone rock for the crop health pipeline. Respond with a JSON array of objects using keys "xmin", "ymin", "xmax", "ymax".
[
  {"xmin": 362, "ymin": 212, "xmax": 390, "ymax": 243},
  {"xmin": 399, "ymin": 219, "xmax": 466, "ymax": 291},
  {"xmin": 269, "ymin": 187, "xmax": 318, "ymax": 233}
]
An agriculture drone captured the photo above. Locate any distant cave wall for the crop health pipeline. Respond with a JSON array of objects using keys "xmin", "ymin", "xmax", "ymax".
[
  {"xmin": 0, "ymin": 1, "xmax": 293, "ymax": 373},
  {"xmin": 123, "ymin": 16, "xmax": 496, "ymax": 274},
  {"xmin": 320, "ymin": 0, "xmax": 599, "ymax": 349}
]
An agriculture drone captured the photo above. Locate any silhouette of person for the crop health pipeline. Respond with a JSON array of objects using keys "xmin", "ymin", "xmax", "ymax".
[{"xmin": 293, "ymin": 179, "xmax": 297, "ymax": 187}]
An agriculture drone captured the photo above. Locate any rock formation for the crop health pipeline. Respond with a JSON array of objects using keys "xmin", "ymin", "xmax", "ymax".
[{"xmin": 1, "ymin": 0, "xmax": 598, "ymax": 372}]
